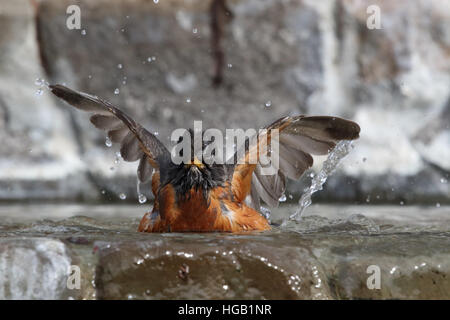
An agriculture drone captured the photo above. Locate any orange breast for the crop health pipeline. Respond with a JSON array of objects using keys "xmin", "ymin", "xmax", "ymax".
[{"xmin": 138, "ymin": 184, "xmax": 270, "ymax": 233}]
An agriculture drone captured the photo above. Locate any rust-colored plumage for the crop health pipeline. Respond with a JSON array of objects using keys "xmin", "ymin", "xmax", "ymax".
[{"xmin": 50, "ymin": 85, "xmax": 360, "ymax": 233}]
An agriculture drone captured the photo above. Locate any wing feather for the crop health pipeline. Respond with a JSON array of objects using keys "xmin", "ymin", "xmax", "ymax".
[
  {"xmin": 50, "ymin": 84, "xmax": 170, "ymax": 183},
  {"xmin": 231, "ymin": 115, "xmax": 360, "ymax": 207}
]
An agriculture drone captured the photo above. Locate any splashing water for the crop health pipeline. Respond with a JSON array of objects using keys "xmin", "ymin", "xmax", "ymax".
[
  {"xmin": 114, "ymin": 151, "xmax": 122, "ymax": 164},
  {"xmin": 136, "ymin": 179, "xmax": 147, "ymax": 204},
  {"xmin": 34, "ymin": 77, "xmax": 50, "ymax": 96},
  {"xmin": 289, "ymin": 140, "xmax": 354, "ymax": 221}
]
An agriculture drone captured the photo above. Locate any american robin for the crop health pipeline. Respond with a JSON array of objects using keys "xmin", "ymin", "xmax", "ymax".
[{"xmin": 50, "ymin": 85, "xmax": 360, "ymax": 233}]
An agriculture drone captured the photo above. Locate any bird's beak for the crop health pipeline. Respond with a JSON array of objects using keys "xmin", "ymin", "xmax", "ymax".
[{"xmin": 186, "ymin": 157, "xmax": 205, "ymax": 169}]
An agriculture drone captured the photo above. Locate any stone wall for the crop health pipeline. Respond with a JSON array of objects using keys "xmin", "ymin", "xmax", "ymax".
[{"xmin": 0, "ymin": 0, "xmax": 448, "ymax": 203}]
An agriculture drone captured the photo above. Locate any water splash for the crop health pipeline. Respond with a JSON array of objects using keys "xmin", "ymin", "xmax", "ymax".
[
  {"xmin": 289, "ymin": 140, "xmax": 354, "ymax": 221},
  {"xmin": 114, "ymin": 151, "xmax": 122, "ymax": 164},
  {"xmin": 260, "ymin": 206, "xmax": 271, "ymax": 221},
  {"xmin": 34, "ymin": 77, "xmax": 49, "ymax": 96},
  {"xmin": 136, "ymin": 179, "xmax": 147, "ymax": 204}
]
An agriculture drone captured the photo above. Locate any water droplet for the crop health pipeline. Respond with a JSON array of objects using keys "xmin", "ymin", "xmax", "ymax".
[
  {"xmin": 260, "ymin": 207, "xmax": 271, "ymax": 220},
  {"xmin": 279, "ymin": 194, "xmax": 287, "ymax": 202},
  {"xmin": 105, "ymin": 137, "xmax": 112, "ymax": 147},
  {"xmin": 114, "ymin": 151, "xmax": 122, "ymax": 164},
  {"xmin": 192, "ymin": 28, "xmax": 198, "ymax": 34},
  {"xmin": 186, "ymin": 97, "xmax": 191, "ymax": 103},
  {"xmin": 35, "ymin": 77, "xmax": 49, "ymax": 89},
  {"xmin": 153, "ymin": 0, "xmax": 159, "ymax": 3},
  {"xmin": 35, "ymin": 88, "xmax": 43, "ymax": 96},
  {"xmin": 119, "ymin": 193, "xmax": 127, "ymax": 200},
  {"xmin": 81, "ymin": 29, "xmax": 86, "ymax": 36},
  {"xmin": 138, "ymin": 194, "xmax": 147, "ymax": 204},
  {"xmin": 265, "ymin": 100, "xmax": 272, "ymax": 108},
  {"xmin": 114, "ymin": 88, "xmax": 120, "ymax": 95},
  {"xmin": 117, "ymin": 63, "xmax": 123, "ymax": 69}
]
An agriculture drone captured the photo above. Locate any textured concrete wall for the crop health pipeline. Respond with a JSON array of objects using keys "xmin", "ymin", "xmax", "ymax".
[{"xmin": 0, "ymin": 0, "xmax": 448, "ymax": 203}]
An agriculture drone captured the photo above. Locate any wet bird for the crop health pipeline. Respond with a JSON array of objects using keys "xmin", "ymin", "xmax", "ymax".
[{"xmin": 50, "ymin": 85, "xmax": 360, "ymax": 233}]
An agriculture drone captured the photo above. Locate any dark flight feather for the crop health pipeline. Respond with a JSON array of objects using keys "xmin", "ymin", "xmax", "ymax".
[
  {"xmin": 50, "ymin": 84, "xmax": 170, "ymax": 183},
  {"xmin": 232, "ymin": 115, "xmax": 360, "ymax": 209}
]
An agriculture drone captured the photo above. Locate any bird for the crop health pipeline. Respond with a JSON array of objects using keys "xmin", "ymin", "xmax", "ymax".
[{"xmin": 49, "ymin": 84, "xmax": 360, "ymax": 233}]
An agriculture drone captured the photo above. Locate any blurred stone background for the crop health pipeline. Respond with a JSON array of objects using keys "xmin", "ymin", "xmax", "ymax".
[{"xmin": 0, "ymin": 0, "xmax": 448, "ymax": 204}]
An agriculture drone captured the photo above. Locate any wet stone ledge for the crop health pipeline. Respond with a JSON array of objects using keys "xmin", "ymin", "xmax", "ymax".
[{"xmin": 1, "ymin": 229, "xmax": 449, "ymax": 299}]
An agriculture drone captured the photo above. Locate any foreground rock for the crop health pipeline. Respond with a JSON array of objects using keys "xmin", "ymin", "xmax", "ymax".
[
  {"xmin": 0, "ymin": 204, "xmax": 449, "ymax": 299},
  {"xmin": 0, "ymin": 238, "xmax": 73, "ymax": 299},
  {"xmin": 1, "ymin": 228, "xmax": 449, "ymax": 299}
]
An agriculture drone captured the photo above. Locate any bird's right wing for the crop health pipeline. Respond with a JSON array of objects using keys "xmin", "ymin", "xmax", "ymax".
[{"xmin": 50, "ymin": 84, "xmax": 170, "ymax": 183}]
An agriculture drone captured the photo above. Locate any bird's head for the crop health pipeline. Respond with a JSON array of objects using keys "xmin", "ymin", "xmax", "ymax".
[{"xmin": 165, "ymin": 128, "xmax": 227, "ymax": 202}]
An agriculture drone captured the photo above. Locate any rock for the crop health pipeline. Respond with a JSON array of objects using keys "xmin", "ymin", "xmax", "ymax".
[
  {"xmin": 0, "ymin": 238, "xmax": 73, "ymax": 299},
  {"xmin": 0, "ymin": 0, "xmax": 448, "ymax": 203},
  {"xmin": 0, "ymin": 0, "xmax": 98, "ymax": 201},
  {"xmin": 321, "ymin": 234, "xmax": 450, "ymax": 299},
  {"xmin": 93, "ymin": 236, "xmax": 331, "ymax": 299},
  {"xmin": 413, "ymin": 98, "xmax": 450, "ymax": 172},
  {"xmin": 1, "ymin": 205, "xmax": 450, "ymax": 299}
]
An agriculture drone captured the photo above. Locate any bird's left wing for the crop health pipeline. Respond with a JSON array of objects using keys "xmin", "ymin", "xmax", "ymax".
[{"xmin": 230, "ymin": 115, "xmax": 360, "ymax": 208}]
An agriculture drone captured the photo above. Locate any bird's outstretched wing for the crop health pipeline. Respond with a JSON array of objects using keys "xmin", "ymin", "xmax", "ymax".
[
  {"xmin": 230, "ymin": 115, "xmax": 360, "ymax": 208},
  {"xmin": 50, "ymin": 84, "xmax": 170, "ymax": 183}
]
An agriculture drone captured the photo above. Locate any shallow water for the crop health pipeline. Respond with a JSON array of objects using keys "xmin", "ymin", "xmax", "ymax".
[
  {"xmin": 1, "ymin": 203, "xmax": 449, "ymax": 237},
  {"xmin": 0, "ymin": 203, "xmax": 449, "ymax": 299}
]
